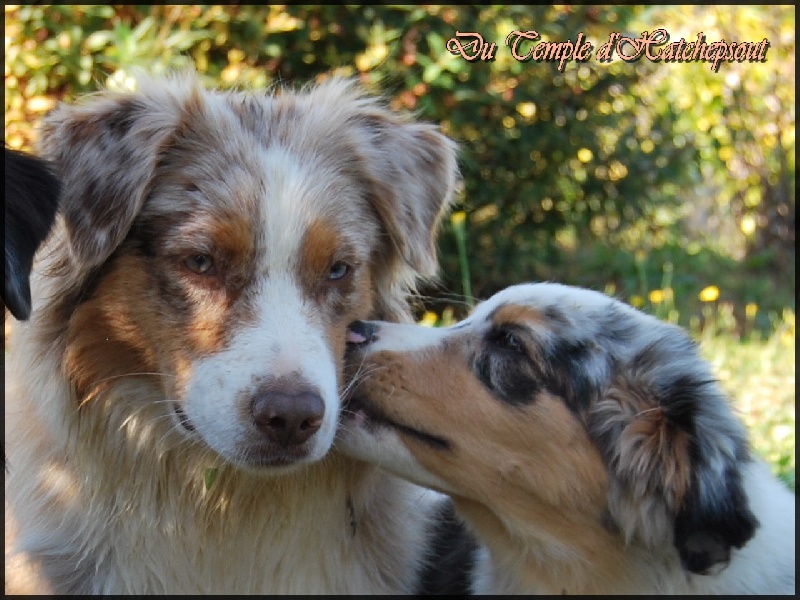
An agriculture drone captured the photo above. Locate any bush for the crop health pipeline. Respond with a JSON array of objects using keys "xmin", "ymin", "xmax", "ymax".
[{"xmin": 4, "ymin": 5, "xmax": 794, "ymax": 335}]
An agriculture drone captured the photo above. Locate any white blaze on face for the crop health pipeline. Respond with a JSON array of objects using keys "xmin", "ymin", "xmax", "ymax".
[
  {"xmin": 185, "ymin": 273, "xmax": 339, "ymax": 463},
  {"xmin": 181, "ymin": 146, "xmax": 343, "ymax": 467}
]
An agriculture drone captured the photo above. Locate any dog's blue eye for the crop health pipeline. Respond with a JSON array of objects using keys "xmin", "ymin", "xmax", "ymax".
[
  {"xmin": 329, "ymin": 262, "xmax": 350, "ymax": 281},
  {"xmin": 184, "ymin": 254, "xmax": 215, "ymax": 275}
]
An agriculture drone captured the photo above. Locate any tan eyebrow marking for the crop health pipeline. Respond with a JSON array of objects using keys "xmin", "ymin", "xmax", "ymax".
[{"xmin": 491, "ymin": 303, "xmax": 548, "ymax": 329}]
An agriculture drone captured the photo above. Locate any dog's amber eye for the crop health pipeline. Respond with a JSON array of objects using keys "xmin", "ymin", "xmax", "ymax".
[
  {"xmin": 184, "ymin": 253, "xmax": 215, "ymax": 275},
  {"xmin": 329, "ymin": 261, "xmax": 350, "ymax": 281}
]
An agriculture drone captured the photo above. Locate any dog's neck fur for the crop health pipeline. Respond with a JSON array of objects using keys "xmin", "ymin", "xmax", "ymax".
[
  {"xmin": 6, "ymin": 315, "xmax": 434, "ymax": 594},
  {"xmin": 454, "ymin": 496, "xmax": 650, "ymax": 594},
  {"xmin": 454, "ymin": 460, "xmax": 795, "ymax": 595}
]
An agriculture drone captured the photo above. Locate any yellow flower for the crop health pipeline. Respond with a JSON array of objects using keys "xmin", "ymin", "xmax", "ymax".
[
  {"xmin": 745, "ymin": 303, "xmax": 758, "ymax": 319},
  {"xmin": 516, "ymin": 102, "xmax": 537, "ymax": 118},
  {"xmin": 577, "ymin": 148, "xmax": 593, "ymax": 163},
  {"xmin": 698, "ymin": 285, "xmax": 720, "ymax": 303},
  {"xmin": 451, "ymin": 211, "xmax": 466, "ymax": 227},
  {"xmin": 648, "ymin": 289, "xmax": 664, "ymax": 304},
  {"xmin": 630, "ymin": 295, "xmax": 644, "ymax": 308},
  {"xmin": 419, "ymin": 311, "xmax": 438, "ymax": 327}
]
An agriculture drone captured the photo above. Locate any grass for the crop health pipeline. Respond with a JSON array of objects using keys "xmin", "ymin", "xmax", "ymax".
[
  {"xmin": 694, "ymin": 304, "xmax": 796, "ymax": 491},
  {"xmin": 631, "ymin": 270, "xmax": 795, "ymax": 492}
]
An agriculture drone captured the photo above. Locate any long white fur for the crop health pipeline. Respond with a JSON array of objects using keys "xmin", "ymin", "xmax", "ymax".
[{"xmin": 4, "ymin": 71, "xmax": 458, "ymax": 594}]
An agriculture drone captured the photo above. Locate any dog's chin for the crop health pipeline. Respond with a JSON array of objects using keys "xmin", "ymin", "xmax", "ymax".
[
  {"xmin": 337, "ymin": 396, "xmax": 455, "ymax": 493},
  {"xmin": 338, "ymin": 394, "xmax": 386, "ymax": 439},
  {"xmin": 228, "ymin": 446, "xmax": 325, "ymax": 475},
  {"xmin": 341, "ymin": 394, "xmax": 451, "ymax": 451},
  {"xmin": 170, "ymin": 402, "xmax": 329, "ymax": 474},
  {"xmin": 336, "ymin": 398, "xmax": 395, "ymax": 460}
]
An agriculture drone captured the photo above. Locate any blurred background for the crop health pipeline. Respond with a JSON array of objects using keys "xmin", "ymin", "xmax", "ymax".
[{"xmin": 5, "ymin": 5, "xmax": 794, "ymax": 488}]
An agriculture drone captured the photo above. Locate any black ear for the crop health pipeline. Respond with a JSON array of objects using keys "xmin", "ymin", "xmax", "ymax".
[
  {"xmin": 38, "ymin": 79, "xmax": 187, "ymax": 270},
  {"xmin": 673, "ymin": 462, "xmax": 758, "ymax": 575},
  {"xmin": 4, "ymin": 146, "xmax": 61, "ymax": 320},
  {"xmin": 658, "ymin": 366, "xmax": 759, "ymax": 575}
]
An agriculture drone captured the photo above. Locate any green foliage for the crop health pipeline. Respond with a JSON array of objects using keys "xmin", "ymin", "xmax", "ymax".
[
  {"xmin": 698, "ymin": 308, "xmax": 795, "ymax": 490},
  {"xmin": 4, "ymin": 3, "xmax": 794, "ymax": 492},
  {"xmin": 4, "ymin": 4, "xmax": 794, "ymax": 336}
]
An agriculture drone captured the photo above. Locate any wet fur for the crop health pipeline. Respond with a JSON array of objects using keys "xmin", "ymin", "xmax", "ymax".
[
  {"xmin": 339, "ymin": 282, "xmax": 795, "ymax": 594},
  {"xmin": 4, "ymin": 71, "xmax": 460, "ymax": 594}
]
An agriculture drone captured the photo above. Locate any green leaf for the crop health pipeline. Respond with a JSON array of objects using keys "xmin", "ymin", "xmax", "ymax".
[
  {"xmin": 204, "ymin": 467, "xmax": 218, "ymax": 491},
  {"xmin": 422, "ymin": 63, "xmax": 441, "ymax": 83},
  {"xmin": 84, "ymin": 30, "xmax": 114, "ymax": 51}
]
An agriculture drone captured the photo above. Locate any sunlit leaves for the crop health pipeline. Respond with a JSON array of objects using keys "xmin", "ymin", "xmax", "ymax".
[{"xmin": 4, "ymin": 4, "xmax": 792, "ymax": 338}]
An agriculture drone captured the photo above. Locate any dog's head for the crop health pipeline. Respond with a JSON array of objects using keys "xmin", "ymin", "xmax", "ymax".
[
  {"xmin": 4, "ymin": 146, "xmax": 60, "ymax": 320},
  {"xmin": 34, "ymin": 71, "xmax": 458, "ymax": 473},
  {"xmin": 339, "ymin": 282, "xmax": 758, "ymax": 575}
]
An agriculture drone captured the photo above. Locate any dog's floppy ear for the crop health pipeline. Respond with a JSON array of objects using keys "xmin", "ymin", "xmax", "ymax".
[
  {"xmin": 346, "ymin": 97, "xmax": 460, "ymax": 281},
  {"xmin": 38, "ymin": 85, "xmax": 183, "ymax": 270},
  {"xmin": 590, "ymin": 331, "xmax": 758, "ymax": 575},
  {"xmin": 672, "ymin": 457, "xmax": 757, "ymax": 575}
]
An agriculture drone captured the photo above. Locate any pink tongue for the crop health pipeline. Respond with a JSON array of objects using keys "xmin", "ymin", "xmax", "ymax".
[{"xmin": 347, "ymin": 330, "xmax": 367, "ymax": 344}]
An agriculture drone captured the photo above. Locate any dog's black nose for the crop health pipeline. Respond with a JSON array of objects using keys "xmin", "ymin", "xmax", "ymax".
[
  {"xmin": 251, "ymin": 389, "xmax": 324, "ymax": 447},
  {"xmin": 347, "ymin": 320, "xmax": 378, "ymax": 344}
]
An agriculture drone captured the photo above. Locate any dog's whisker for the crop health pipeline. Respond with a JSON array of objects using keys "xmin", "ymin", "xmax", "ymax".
[
  {"xmin": 340, "ymin": 362, "xmax": 385, "ymax": 393},
  {"xmin": 339, "ymin": 364, "xmax": 388, "ymax": 404},
  {"xmin": 90, "ymin": 371, "xmax": 176, "ymax": 385}
]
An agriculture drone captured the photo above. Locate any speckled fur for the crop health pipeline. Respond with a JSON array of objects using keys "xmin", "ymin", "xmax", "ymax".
[
  {"xmin": 4, "ymin": 71, "xmax": 458, "ymax": 594},
  {"xmin": 339, "ymin": 282, "xmax": 795, "ymax": 594}
]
